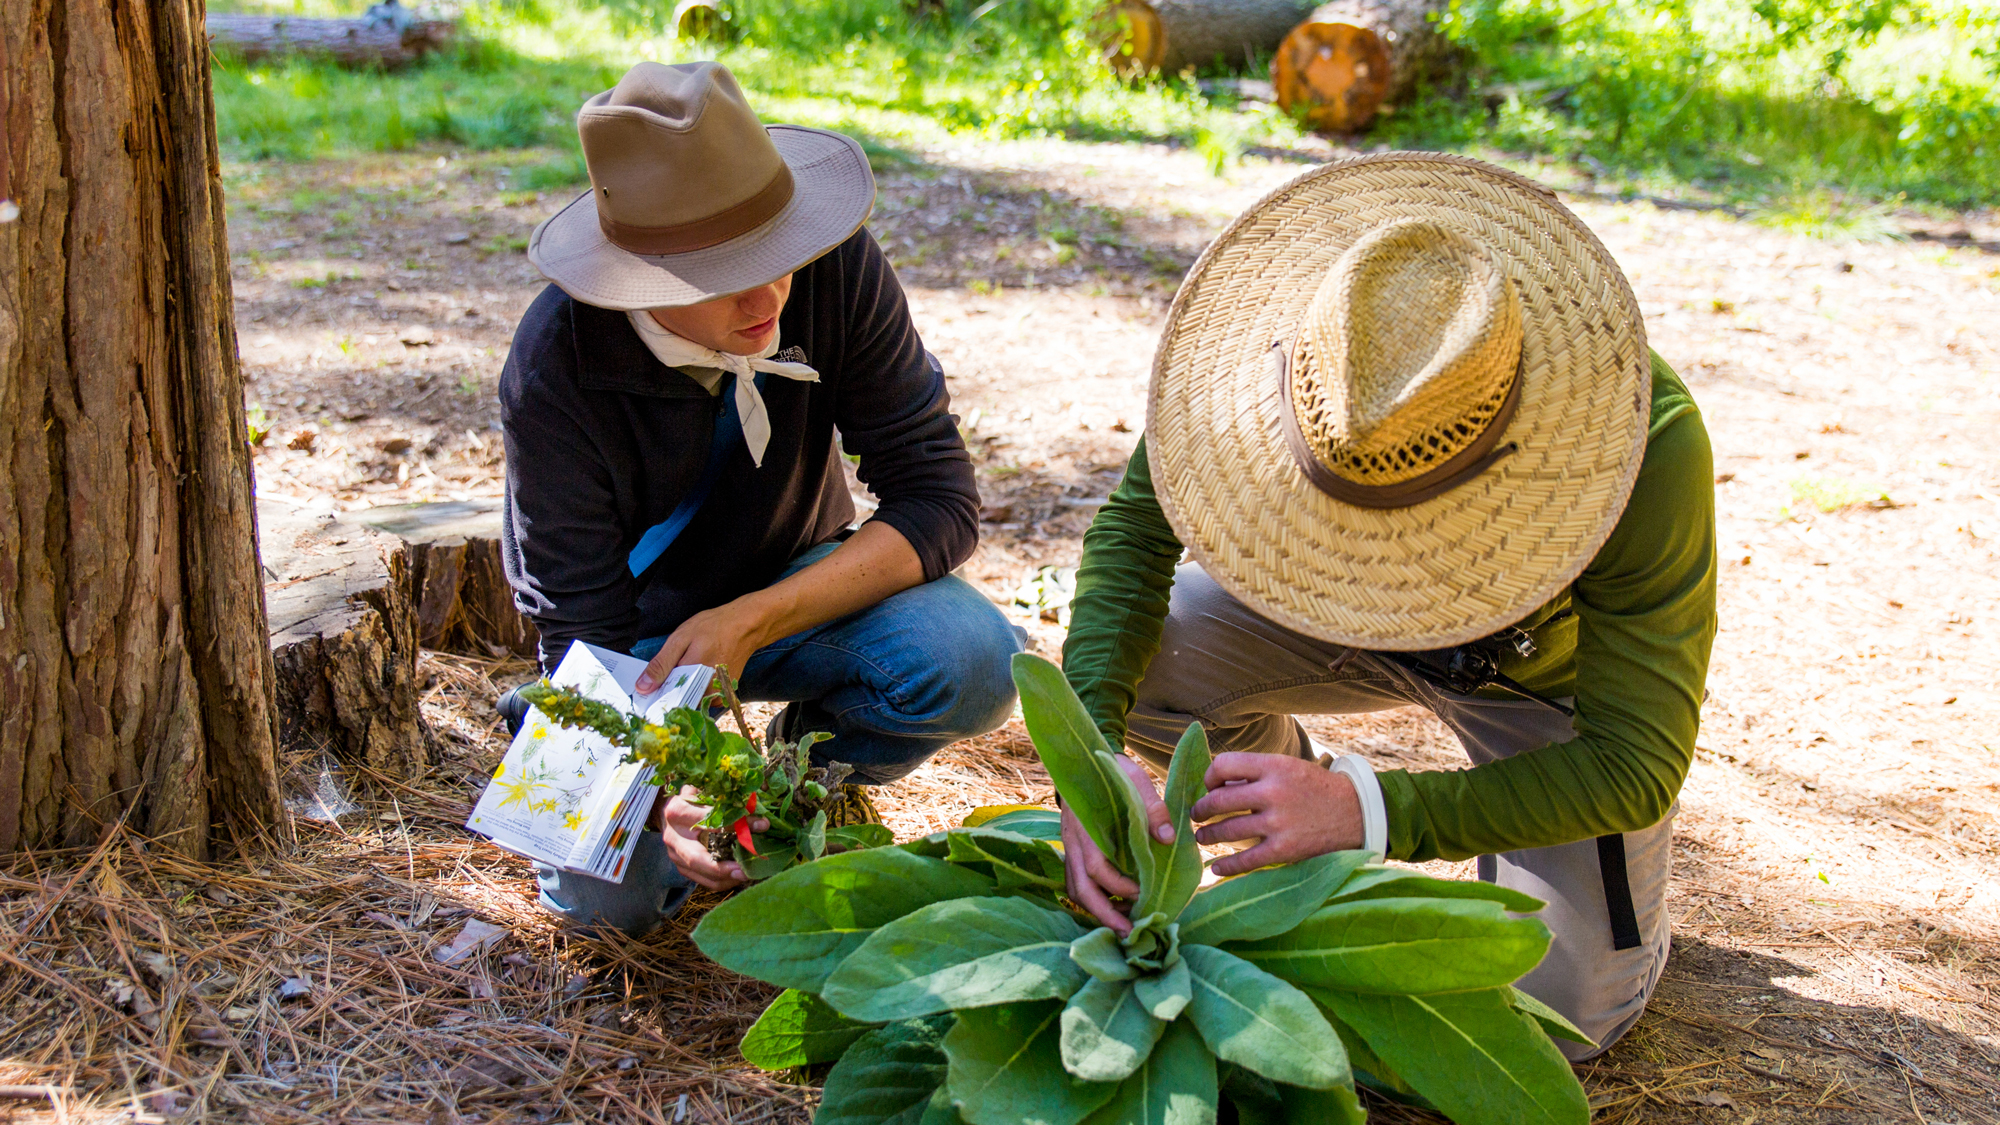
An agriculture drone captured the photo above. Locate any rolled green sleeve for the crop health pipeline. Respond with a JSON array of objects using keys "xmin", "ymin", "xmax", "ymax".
[
  {"xmin": 1380, "ymin": 365, "xmax": 1719, "ymax": 862},
  {"xmin": 1062, "ymin": 439, "xmax": 1184, "ymax": 746}
]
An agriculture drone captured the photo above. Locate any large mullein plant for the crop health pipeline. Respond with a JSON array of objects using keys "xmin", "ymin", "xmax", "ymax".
[{"xmin": 691, "ymin": 653, "xmax": 1592, "ymax": 1124}]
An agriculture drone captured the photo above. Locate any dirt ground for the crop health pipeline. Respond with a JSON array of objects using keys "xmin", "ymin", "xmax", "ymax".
[{"xmin": 4, "ymin": 135, "xmax": 1994, "ymax": 1123}]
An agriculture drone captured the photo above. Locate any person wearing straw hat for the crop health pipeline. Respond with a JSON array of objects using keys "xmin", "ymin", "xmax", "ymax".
[
  {"xmin": 1059, "ymin": 153, "xmax": 1717, "ymax": 1059},
  {"xmin": 497, "ymin": 61, "xmax": 1022, "ymax": 935}
]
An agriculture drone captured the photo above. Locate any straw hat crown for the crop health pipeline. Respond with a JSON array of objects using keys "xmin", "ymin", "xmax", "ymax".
[{"xmin": 1290, "ymin": 219, "xmax": 1522, "ymax": 488}]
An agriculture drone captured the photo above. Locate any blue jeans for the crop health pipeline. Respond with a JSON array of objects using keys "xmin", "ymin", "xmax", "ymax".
[{"xmin": 535, "ymin": 541, "xmax": 1025, "ymax": 936}]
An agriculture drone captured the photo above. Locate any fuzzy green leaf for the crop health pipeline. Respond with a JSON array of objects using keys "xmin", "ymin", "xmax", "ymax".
[
  {"xmin": 1061, "ymin": 978, "xmax": 1167, "ymax": 1082},
  {"xmin": 1308, "ymin": 987, "xmax": 1589, "ymax": 1125},
  {"xmin": 1071, "ymin": 927, "xmax": 1138, "ymax": 983},
  {"xmin": 1508, "ymin": 987, "xmax": 1595, "ymax": 1046},
  {"xmin": 824, "ymin": 896, "xmax": 1089, "ymax": 1022},
  {"xmin": 1182, "ymin": 944, "xmax": 1348, "ymax": 1090},
  {"xmin": 739, "ymin": 988, "xmax": 877, "ymax": 1070},
  {"xmin": 1330, "ymin": 866, "xmax": 1547, "ymax": 913},
  {"xmin": 1177, "ymin": 850, "xmax": 1371, "ymax": 947},
  {"xmin": 1227, "ymin": 897, "xmax": 1552, "ymax": 995},
  {"xmin": 692, "ymin": 847, "xmax": 995, "ymax": 992},
  {"xmin": 975, "ymin": 807, "xmax": 1063, "ymax": 841},
  {"xmin": 1077, "ymin": 1016, "xmax": 1217, "ymax": 1125},
  {"xmin": 825, "ymin": 822, "xmax": 895, "ymax": 852},
  {"xmin": 1130, "ymin": 723, "xmax": 1208, "ymax": 922},
  {"xmin": 1131, "ymin": 958, "xmax": 1190, "ymax": 1021},
  {"xmin": 945, "ymin": 828, "xmax": 1068, "ymax": 890},
  {"xmin": 801, "ymin": 810, "xmax": 828, "ymax": 862},
  {"xmin": 945, "ymin": 1000, "xmax": 1118, "ymax": 1125},
  {"xmin": 1217, "ymin": 1065, "xmax": 1365, "ymax": 1125},
  {"xmin": 816, "ymin": 1015, "xmax": 954, "ymax": 1125},
  {"xmin": 1012, "ymin": 653, "xmax": 1135, "ymax": 872}
]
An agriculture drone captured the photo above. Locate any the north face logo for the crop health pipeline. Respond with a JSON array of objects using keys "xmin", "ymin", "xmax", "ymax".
[{"xmin": 774, "ymin": 346, "xmax": 809, "ymax": 365}]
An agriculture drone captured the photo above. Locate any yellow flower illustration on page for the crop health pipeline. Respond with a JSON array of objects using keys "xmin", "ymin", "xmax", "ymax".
[
  {"xmin": 494, "ymin": 764, "xmax": 552, "ymax": 810},
  {"xmin": 564, "ymin": 812, "xmax": 583, "ymax": 831}
]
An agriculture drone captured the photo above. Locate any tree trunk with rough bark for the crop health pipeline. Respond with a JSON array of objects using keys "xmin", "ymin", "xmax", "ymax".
[
  {"xmin": 1272, "ymin": 0, "xmax": 1460, "ymax": 131},
  {"xmin": 1, "ymin": 0, "xmax": 286, "ymax": 856}
]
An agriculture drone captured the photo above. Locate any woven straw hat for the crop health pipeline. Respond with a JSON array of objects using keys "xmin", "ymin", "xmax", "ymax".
[
  {"xmin": 529, "ymin": 61, "xmax": 874, "ymax": 309},
  {"xmin": 1148, "ymin": 152, "xmax": 1650, "ymax": 651}
]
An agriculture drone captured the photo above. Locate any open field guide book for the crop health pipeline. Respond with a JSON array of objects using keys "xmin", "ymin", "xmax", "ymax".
[{"xmin": 466, "ymin": 642, "xmax": 712, "ymax": 883}]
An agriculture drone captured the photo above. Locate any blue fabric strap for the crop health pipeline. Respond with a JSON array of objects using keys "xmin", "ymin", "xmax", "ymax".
[{"xmin": 626, "ymin": 371, "xmax": 761, "ymax": 577}]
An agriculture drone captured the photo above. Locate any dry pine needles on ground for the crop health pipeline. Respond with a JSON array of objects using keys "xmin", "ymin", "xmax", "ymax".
[{"xmin": 6, "ymin": 652, "xmax": 1994, "ymax": 1124}]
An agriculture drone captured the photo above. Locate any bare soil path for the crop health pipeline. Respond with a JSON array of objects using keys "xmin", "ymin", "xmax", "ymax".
[{"xmin": 43, "ymin": 137, "xmax": 1989, "ymax": 1122}]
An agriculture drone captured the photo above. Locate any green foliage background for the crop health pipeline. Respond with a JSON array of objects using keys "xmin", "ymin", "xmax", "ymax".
[{"xmin": 211, "ymin": 0, "xmax": 1997, "ymax": 211}]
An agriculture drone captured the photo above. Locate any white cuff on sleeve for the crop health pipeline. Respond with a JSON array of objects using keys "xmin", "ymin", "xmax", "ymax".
[{"xmin": 1327, "ymin": 754, "xmax": 1389, "ymax": 860}]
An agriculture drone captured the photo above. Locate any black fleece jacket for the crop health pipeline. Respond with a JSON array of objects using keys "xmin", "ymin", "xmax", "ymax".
[{"xmin": 499, "ymin": 228, "xmax": 978, "ymax": 669}]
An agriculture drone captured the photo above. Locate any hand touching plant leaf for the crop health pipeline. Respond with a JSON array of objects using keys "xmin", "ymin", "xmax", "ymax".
[{"xmin": 711, "ymin": 654, "xmax": 1589, "ymax": 1125}]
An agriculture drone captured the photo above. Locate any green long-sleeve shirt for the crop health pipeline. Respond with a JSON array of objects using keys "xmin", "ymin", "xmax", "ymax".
[{"xmin": 1061, "ymin": 353, "xmax": 1718, "ymax": 863}]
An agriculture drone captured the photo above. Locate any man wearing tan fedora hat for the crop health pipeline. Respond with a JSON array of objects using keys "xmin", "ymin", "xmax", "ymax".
[
  {"xmin": 1059, "ymin": 154, "xmax": 1717, "ymax": 1063},
  {"xmin": 497, "ymin": 61, "xmax": 1022, "ymax": 935}
]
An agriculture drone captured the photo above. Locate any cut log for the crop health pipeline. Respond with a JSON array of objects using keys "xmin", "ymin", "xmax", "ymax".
[
  {"xmin": 261, "ymin": 503, "xmax": 427, "ymax": 778},
  {"xmin": 207, "ymin": 4, "xmax": 454, "ymax": 69},
  {"xmin": 259, "ymin": 497, "xmax": 536, "ymax": 776},
  {"xmin": 354, "ymin": 500, "xmax": 537, "ymax": 659},
  {"xmin": 671, "ymin": 0, "xmax": 732, "ymax": 41},
  {"xmin": 1098, "ymin": 0, "xmax": 1317, "ymax": 76},
  {"xmin": 1272, "ymin": 0, "xmax": 1459, "ymax": 131}
]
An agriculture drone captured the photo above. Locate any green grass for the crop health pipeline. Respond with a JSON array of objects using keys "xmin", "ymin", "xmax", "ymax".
[{"xmin": 209, "ymin": 0, "xmax": 1998, "ymax": 212}]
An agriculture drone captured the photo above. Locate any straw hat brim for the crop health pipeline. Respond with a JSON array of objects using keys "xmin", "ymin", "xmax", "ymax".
[
  {"xmin": 1147, "ymin": 152, "xmax": 1651, "ymax": 652},
  {"xmin": 528, "ymin": 125, "xmax": 875, "ymax": 309}
]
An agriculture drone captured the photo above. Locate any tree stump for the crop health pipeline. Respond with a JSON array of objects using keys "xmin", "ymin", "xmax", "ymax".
[
  {"xmin": 354, "ymin": 500, "xmax": 536, "ymax": 659},
  {"xmin": 261, "ymin": 504, "xmax": 427, "ymax": 778},
  {"xmin": 1272, "ymin": 0, "xmax": 1459, "ymax": 132},
  {"xmin": 260, "ymin": 498, "xmax": 535, "ymax": 776},
  {"xmin": 1098, "ymin": 0, "xmax": 1317, "ymax": 76}
]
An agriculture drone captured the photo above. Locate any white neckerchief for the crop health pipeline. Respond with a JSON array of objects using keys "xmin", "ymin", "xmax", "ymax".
[{"xmin": 627, "ymin": 310, "xmax": 819, "ymax": 468}]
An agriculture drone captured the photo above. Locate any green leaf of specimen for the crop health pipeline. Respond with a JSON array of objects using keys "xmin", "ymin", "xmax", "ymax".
[
  {"xmin": 824, "ymin": 895, "xmax": 1089, "ymax": 1022},
  {"xmin": 975, "ymin": 807, "xmax": 1063, "ymax": 841},
  {"xmin": 1130, "ymin": 722, "xmax": 1209, "ymax": 921},
  {"xmin": 739, "ymin": 988, "xmax": 877, "ymax": 1070},
  {"xmin": 1309, "ymin": 987, "xmax": 1590, "ymax": 1125},
  {"xmin": 816, "ymin": 1015, "xmax": 954, "ymax": 1125},
  {"xmin": 824, "ymin": 822, "xmax": 896, "ymax": 851},
  {"xmin": 945, "ymin": 828, "xmax": 1068, "ymax": 890},
  {"xmin": 1060, "ymin": 977, "xmax": 1167, "ymax": 1082},
  {"xmin": 1219, "ymin": 1066, "xmax": 1366, "ymax": 1125},
  {"xmin": 1181, "ymin": 944, "xmax": 1348, "ymax": 1090},
  {"xmin": 1131, "ymin": 957, "xmax": 1191, "ymax": 1021},
  {"xmin": 1228, "ymin": 897, "xmax": 1552, "ymax": 995},
  {"xmin": 1177, "ymin": 850, "xmax": 1372, "ymax": 948},
  {"xmin": 801, "ymin": 810, "xmax": 828, "ymax": 862},
  {"xmin": 1071, "ymin": 927, "xmax": 1139, "ymax": 982},
  {"xmin": 1078, "ymin": 1017, "xmax": 1217, "ymax": 1125},
  {"xmin": 1329, "ymin": 866, "xmax": 1547, "ymax": 913},
  {"xmin": 692, "ymin": 847, "xmax": 994, "ymax": 992},
  {"xmin": 1012, "ymin": 653, "xmax": 1135, "ymax": 871},
  {"xmin": 945, "ymin": 1000, "xmax": 1117, "ymax": 1125},
  {"xmin": 1508, "ymin": 986, "xmax": 1595, "ymax": 1045}
]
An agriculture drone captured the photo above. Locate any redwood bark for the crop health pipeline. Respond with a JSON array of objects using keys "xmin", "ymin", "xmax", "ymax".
[{"xmin": 0, "ymin": 0, "xmax": 285, "ymax": 855}]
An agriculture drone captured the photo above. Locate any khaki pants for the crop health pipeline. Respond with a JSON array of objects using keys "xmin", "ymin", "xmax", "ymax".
[{"xmin": 1122, "ymin": 565, "xmax": 1672, "ymax": 1061}]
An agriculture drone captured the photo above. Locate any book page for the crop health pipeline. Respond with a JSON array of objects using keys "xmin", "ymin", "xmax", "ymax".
[{"xmin": 465, "ymin": 643, "xmax": 631, "ymax": 863}]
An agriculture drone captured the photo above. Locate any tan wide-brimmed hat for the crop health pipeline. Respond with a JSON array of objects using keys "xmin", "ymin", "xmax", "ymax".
[
  {"xmin": 528, "ymin": 61, "xmax": 875, "ymax": 309},
  {"xmin": 1148, "ymin": 152, "xmax": 1651, "ymax": 651}
]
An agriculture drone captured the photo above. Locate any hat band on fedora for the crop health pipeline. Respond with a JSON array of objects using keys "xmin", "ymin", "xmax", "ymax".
[
  {"xmin": 1271, "ymin": 341, "xmax": 1522, "ymax": 510},
  {"xmin": 596, "ymin": 164, "xmax": 796, "ymax": 256}
]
